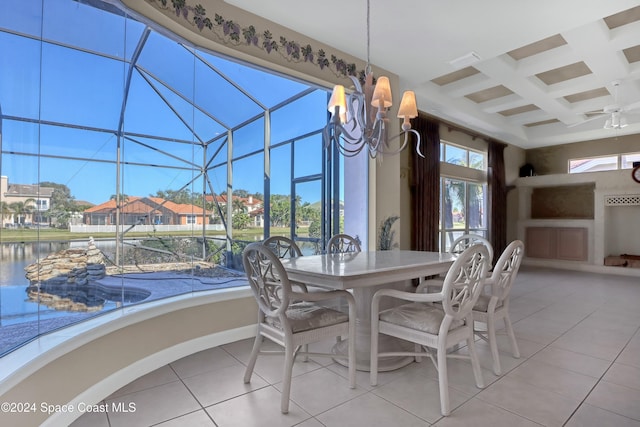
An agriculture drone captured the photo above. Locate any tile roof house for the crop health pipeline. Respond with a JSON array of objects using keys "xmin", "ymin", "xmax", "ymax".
[
  {"xmin": 83, "ymin": 196, "xmax": 208, "ymax": 226},
  {"xmin": 204, "ymin": 194, "xmax": 262, "ymax": 211}
]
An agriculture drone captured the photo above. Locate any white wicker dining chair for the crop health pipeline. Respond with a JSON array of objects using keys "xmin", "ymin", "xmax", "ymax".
[
  {"xmin": 472, "ymin": 239, "xmax": 524, "ymax": 375},
  {"xmin": 422, "ymin": 233, "xmax": 494, "ymax": 291},
  {"xmin": 263, "ymin": 235, "xmax": 303, "ymax": 259},
  {"xmin": 326, "ymin": 233, "xmax": 361, "ymax": 254},
  {"xmin": 263, "ymin": 235, "xmax": 310, "ymax": 293},
  {"xmin": 370, "ymin": 244, "xmax": 490, "ymax": 416},
  {"xmin": 449, "ymin": 233, "xmax": 494, "ymax": 262},
  {"xmin": 242, "ymin": 242, "xmax": 356, "ymax": 414}
]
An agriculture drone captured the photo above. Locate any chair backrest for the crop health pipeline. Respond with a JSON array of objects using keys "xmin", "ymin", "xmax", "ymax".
[
  {"xmin": 326, "ymin": 233, "xmax": 361, "ymax": 254},
  {"xmin": 242, "ymin": 242, "xmax": 291, "ymax": 318},
  {"xmin": 263, "ymin": 236, "xmax": 302, "ymax": 259},
  {"xmin": 450, "ymin": 234, "xmax": 494, "ymax": 264},
  {"xmin": 440, "ymin": 244, "xmax": 490, "ymax": 322},
  {"xmin": 488, "ymin": 240, "xmax": 524, "ymax": 303}
]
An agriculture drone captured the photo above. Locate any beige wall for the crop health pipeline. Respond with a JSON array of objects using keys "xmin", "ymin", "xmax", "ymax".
[
  {"xmin": 374, "ymin": 131, "xmax": 404, "ymax": 249},
  {"xmin": 526, "ymin": 133, "xmax": 640, "ymax": 175},
  {"xmin": 0, "ymin": 295, "xmax": 257, "ymax": 427},
  {"xmin": 504, "ymin": 144, "xmax": 527, "ymax": 242}
]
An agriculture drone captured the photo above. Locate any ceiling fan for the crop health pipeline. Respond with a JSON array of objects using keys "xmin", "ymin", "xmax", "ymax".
[{"xmin": 570, "ymin": 81, "xmax": 640, "ymax": 129}]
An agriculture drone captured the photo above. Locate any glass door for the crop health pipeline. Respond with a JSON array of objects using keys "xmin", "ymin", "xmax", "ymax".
[{"xmin": 291, "ymin": 177, "xmax": 323, "ymax": 255}]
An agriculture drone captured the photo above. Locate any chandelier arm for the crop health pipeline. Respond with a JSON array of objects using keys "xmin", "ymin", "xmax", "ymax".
[
  {"xmin": 377, "ymin": 129, "xmax": 423, "ymax": 158},
  {"xmin": 379, "ymin": 129, "xmax": 409, "ymax": 155},
  {"xmin": 335, "ymin": 121, "xmax": 366, "ymax": 145},
  {"xmin": 347, "ymin": 93, "xmax": 367, "ymax": 136},
  {"xmin": 408, "ymin": 129, "xmax": 424, "ymax": 158},
  {"xmin": 324, "ymin": 121, "xmax": 373, "ymax": 157},
  {"xmin": 336, "ymin": 133, "xmax": 370, "ymax": 157},
  {"xmin": 349, "ymin": 75, "xmax": 364, "ymax": 94},
  {"xmin": 366, "ymin": 114, "xmax": 384, "ymax": 154}
]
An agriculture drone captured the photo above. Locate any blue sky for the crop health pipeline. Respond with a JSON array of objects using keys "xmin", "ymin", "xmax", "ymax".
[{"xmin": 0, "ymin": 0, "xmax": 334, "ymax": 206}]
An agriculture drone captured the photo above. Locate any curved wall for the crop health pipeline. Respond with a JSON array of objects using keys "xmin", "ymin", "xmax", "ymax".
[{"xmin": 0, "ymin": 289, "xmax": 257, "ymax": 426}]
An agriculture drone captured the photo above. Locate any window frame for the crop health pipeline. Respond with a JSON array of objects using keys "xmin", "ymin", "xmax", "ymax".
[
  {"xmin": 568, "ymin": 151, "xmax": 640, "ymax": 174},
  {"xmin": 439, "ymin": 140, "xmax": 488, "ymax": 252}
]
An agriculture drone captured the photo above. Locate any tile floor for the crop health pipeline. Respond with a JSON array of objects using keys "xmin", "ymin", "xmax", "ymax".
[{"xmin": 71, "ymin": 266, "xmax": 640, "ymax": 427}]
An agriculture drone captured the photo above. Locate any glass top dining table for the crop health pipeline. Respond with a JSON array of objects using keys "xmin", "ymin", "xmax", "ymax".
[{"xmin": 280, "ymin": 250, "xmax": 456, "ymax": 371}]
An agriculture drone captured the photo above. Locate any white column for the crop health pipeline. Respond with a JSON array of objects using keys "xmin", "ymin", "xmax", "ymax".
[{"xmin": 344, "ymin": 150, "xmax": 369, "ymax": 250}]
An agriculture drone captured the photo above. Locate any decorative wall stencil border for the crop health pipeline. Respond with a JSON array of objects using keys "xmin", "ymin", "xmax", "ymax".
[
  {"xmin": 604, "ymin": 194, "xmax": 640, "ymax": 206},
  {"xmin": 146, "ymin": 0, "xmax": 365, "ymax": 81}
]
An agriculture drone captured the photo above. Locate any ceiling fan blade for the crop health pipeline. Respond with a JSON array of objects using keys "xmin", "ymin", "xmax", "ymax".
[
  {"xmin": 568, "ymin": 113, "xmax": 607, "ymax": 128},
  {"xmin": 622, "ymin": 100, "xmax": 640, "ymax": 112}
]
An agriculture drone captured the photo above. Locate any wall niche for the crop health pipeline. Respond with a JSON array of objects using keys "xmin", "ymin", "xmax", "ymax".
[{"xmin": 531, "ymin": 184, "xmax": 594, "ymax": 219}]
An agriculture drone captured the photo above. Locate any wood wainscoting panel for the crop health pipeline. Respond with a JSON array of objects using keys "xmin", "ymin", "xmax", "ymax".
[
  {"xmin": 525, "ymin": 227, "xmax": 588, "ymax": 261},
  {"xmin": 525, "ymin": 227, "xmax": 557, "ymax": 259},
  {"xmin": 557, "ymin": 228, "xmax": 588, "ymax": 261}
]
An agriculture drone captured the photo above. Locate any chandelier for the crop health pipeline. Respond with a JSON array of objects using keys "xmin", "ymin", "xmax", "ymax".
[{"xmin": 322, "ymin": 0, "xmax": 423, "ymax": 158}]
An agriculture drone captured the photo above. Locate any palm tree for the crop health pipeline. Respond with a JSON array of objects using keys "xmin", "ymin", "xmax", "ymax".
[
  {"xmin": 232, "ymin": 197, "xmax": 246, "ymax": 213},
  {"xmin": 9, "ymin": 198, "xmax": 36, "ymax": 225},
  {"xmin": 0, "ymin": 201, "xmax": 12, "ymax": 225}
]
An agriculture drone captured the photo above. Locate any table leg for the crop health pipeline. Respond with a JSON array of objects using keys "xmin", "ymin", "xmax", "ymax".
[{"xmin": 333, "ymin": 281, "xmax": 414, "ymax": 371}]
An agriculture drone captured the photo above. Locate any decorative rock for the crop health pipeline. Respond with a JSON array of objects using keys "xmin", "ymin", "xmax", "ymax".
[
  {"xmin": 24, "ymin": 239, "xmax": 107, "ymax": 309},
  {"xmin": 53, "ymin": 261, "xmax": 82, "ymax": 270}
]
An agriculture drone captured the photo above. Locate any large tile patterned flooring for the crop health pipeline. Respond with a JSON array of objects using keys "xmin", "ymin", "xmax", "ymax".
[{"xmin": 72, "ymin": 266, "xmax": 640, "ymax": 426}]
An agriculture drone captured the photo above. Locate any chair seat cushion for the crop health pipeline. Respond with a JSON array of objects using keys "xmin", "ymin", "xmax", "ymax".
[
  {"xmin": 379, "ymin": 303, "xmax": 463, "ymax": 334},
  {"xmin": 266, "ymin": 302, "xmax": 348, "ymax": 333},
  {"xmin": 473, "ymin": 295, "xmax": 503, "ymax": 312}
]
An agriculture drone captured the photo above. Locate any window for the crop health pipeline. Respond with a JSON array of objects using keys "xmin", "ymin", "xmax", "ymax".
[
  {"xmin": 622, "ymin": 153, "xmax": 640, "ymax": 169},
  {"xmin": 441, "ymin": 141, "xmax": 486, "ymax": 170},
  {"xmin": 569, "ymin": 152, "xmax": 640, "ymax": 173},
  {"xmin": 440, "ymin": 178, "xmax": 488, "ymax": 252},
  {"xmin": 439, "ymin": 140, "xmax": 488, "ymax": 252},
  {"xmin": 0, "ymin": 0, "xmax": 336, "ymax": 356}
]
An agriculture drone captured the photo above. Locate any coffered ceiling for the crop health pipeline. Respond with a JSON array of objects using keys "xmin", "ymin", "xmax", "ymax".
[{"xmin": 225, "ymin": 0, "xmax": 640, "ymax": 149}]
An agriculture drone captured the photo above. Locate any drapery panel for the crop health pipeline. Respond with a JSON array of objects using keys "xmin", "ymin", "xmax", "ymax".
[
  {"xmin": 410, "ymin": 115, "xmax": 440, "ymax": 251},
  {"xmin": 488, "ymin": 140, "xmax": 507, "ymax": 262}
]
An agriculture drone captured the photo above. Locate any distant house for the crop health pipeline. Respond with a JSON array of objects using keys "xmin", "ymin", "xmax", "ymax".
[
  {"xmin": 204, "ymin": 194, "xmax": 264, "ymax": 227},
  {"xmin": 242, "ymin": 195, "xmax": 264, "ymax": 227},
  {"xmin": 69, "ymin": 200, "xmax": 95, "ymax": 225},
  {"xmin": 1, "ymin": 176, "xmax": 54, "ymax": 226},
  {"xmin": 83, "ymin": 196, "xmax": 208, "ymax": 226},
  {"xmin": 249, "ymin": 207, "xmax": 264, "ymax": 228}
]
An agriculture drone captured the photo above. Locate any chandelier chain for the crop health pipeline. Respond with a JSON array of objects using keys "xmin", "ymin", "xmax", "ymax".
[{"xmin": 366, "ymin": 0, "xmax": 371, "ymax": 74}]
